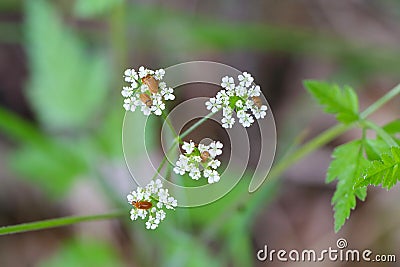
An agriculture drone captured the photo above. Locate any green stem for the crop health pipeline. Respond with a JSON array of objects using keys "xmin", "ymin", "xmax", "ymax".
[
  {"xmin": 151, "ymin": 111, "xmax": 216, "ymax": 180},
  {"xmin": 362, "ymin": 120, "xmax": 398, "ymax": 147},
  {"xmin": 179, "ymin": 111, "xmax": 216, "ymax": 140},
  {"xmin": 267, "ymin": 124, "xmax": 351, "ymax": 182},
  {"xmin": 361, "ymin": 83, "xmax": 400, "ymax": 118},
  {"xmin": 0, "ymin": 211, "xmax": 125, "ymax": 236},
  {"xmin": 161, "ymin": 110, "xmax": 182, "ymax": 144}
]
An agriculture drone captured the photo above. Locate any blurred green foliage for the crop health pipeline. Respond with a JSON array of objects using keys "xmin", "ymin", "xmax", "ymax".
[
  {"xmin": 1, "ymin": 0, "xmax": 399, "ymax": 266},
  {"xmin": 25, "ymin": 0, "xmax": 109, "ymax": 132},
  {"xmin": 39, "ymin": 239, "xmax": 125, "ymax": 267},
  {"xmin": 74, "ymin": 0, "xmax": 122, "ymax": 18}
]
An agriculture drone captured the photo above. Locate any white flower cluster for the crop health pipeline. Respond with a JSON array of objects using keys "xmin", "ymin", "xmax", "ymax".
[
  {"xmin": 205, "ymin": 72, "xmax": 268, "ymax": 128},
  {"xmin": 122, "ymin": 66, "xmax": 175, "ymax": 116},
  {"xmin": 173, "ymin": 140, "xmax": 223, "ymax": 184},
  {"xmin": 127, "ymin": 179, "xmax": 177, "ymax": 230}
]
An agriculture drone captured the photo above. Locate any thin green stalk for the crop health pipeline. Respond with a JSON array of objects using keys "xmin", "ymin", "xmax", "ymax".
[
  {"xmin": 361, "ymin": 83, "xmax": 400, "ymax": 118},
  {"xmin": 179, "ymin": 111, "xmax": 216, "ymax": 140},
  {"xmin": 161, "ymin": 110, "xmax": 182, "ymax": 144},
  {"xmin": 0, "ymin": 211, "xmax": 125, "ymax": 236},
  {"xmin": 151, "ymin": 111, "xmax": 216, "ymax": 180},
  {"xmin": 362, "ymin": 120, "xmax": 398, "ymax": 147}
]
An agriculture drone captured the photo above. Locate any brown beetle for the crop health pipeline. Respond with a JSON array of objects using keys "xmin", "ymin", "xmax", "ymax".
[
  {"xmin": 139, "ymin": 93, "xmax": 153, "ymax": 107},
  {"xmin": 142, "ymin": 75, "xmax": 159, "ymax": 94},
  {"xmin": 131, "ymin": 200, "xmax": 153, "ymax": 210},
  {"xmin": 252, "ymin": 96, "xmax": 262, "ymax": 108},
  {"xmin": 200, "ymin": 151, "xmax": 210, "ymax": 163}
]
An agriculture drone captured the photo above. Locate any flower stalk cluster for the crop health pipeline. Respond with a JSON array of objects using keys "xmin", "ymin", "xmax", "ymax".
[
  {"xmin": 205, "ymin": 72, "xmax": 268, "ymax": 128},
  {"xmin": 127, "ymin": 179, "xmax": 177, "ymax": 230},
  {"xmin": 173, "ymin": 140, "xmax": 223, "ymax": 184},
  {"xmin": 122, "ymin": 66, "xmax": 175, "ymax": 116},
  {"xmin": 123, "ymin": 67, "xmax": 266, "ymax": 229}
]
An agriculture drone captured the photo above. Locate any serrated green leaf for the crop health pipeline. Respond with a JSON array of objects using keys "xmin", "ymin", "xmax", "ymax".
[
  {"xmin": 25, "ymin": 0, "xmax": 108, "ymax": 131},
  {"xmin": 356, "ymin": 146, "xmax": 400, "ymax": 189},
  {"xmin": 304, "ymin": 81, "xmax": 359, "ymax": 124},
  {"xmin": 326, "ymin": 140, "xmax": 368, "ymax": 232}
]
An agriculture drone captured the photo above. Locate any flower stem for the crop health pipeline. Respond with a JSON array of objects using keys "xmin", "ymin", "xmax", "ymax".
[
  {"xmin": 0, "ymin": 210, "xmax": 125, "ymax": 236},
  {"xmin": 161, "ymin": 110, "xmax": 182, "ymax": 144},
  {"xmin": 361, "ymin": 83, "xmax": 400, "ymax": 118},
  {"xmin": 179, "ymin": 111, "xmax": 216, "ymax": 141},
  {"xmin": 362, "ymin": 119, "xmax": 398, "ymax": 147}
]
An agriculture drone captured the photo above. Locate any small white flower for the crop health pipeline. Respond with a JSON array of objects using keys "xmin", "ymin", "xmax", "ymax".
[
  {"xmin": 209, "ymin": 141, "xmax": 223, "ymax": 158},
  {"xmin": 161, "ymin": 87, "xmax": 175, "ymax": 100},
  {"xmin": 221, "ymin": 76, "xmax": 235, "ymax": 90},
  {"xmin": 235, "ymin": 99, "xmax": 243, "ymax": 108},
  {"xmin": 205, "ymin": 97, "xmax": 221, "ymax": 113},
  {"xmin": 252, "ymin": 105, "xmax": 268, "ymax": 119},
  {"xmin": 182, "ymin": 140, "xmax": 195, "ymax": 154},
  {"xmin": 124, "ymin": 69, "xmax": 139, "ymax": 83},
  {"xmin": 123, "ymin": 98, "xmax": 132, "ymax": 111},
  {"xmin": 216, "ymin": 90, "xmax": 230, "ymax": 104},
  {"xmin": 208, "ymin": 159, "xmax": 221, "ymax": 169},
  {"xmin": 235, "ymin": 85, "xmax": 247, "ymax": 97},
  {"xmin": 223, "ymin": 106, "xmax": 233, "ymax": 117},
  {"xmin": 189, "ymin": 167, "xmax": 201, "ymax": 180},
  {"xmin": 238, "ymin": 72, "xmax": 254, "ymax": 87},
  {"xmin": 156, "ymin": 210, "xmax": 166, "ymax": 221},
  {"xmin": 173, "ymin": 155, "xmax": 189, "ymax": 175},
  {"xmin": 154, "ymin": 69, "xmax": 165, "ymax": 80},
  {"xmin": 238, "ymin": 111, "xmax": 254, "ymax": 127},
  {"xmin": 121, "ymin": 86, "xmax": 134, "ymax": 97},
  {"xmin": 165, "ymin": 196, "xmax": 178, "ymax": 209},
  {"xmin": 203, "ymin": 169, "xmax": 220, "ymax": 183},
  {"xmin": 222, "ymin": 116, "xmax": 235, "ymax": 128},
  {"xmin": 145, "ymin": 216, "xmax": 159, "ymax": 230},
  {"xmin": 141, "ymin": 105, "xmax": 151, "ymax": 116},
  {"xmin": 198, "ymin": 144, "xmax": 208, "ymax": 153},
  {"xmin": 158, "ymin": 188, "xmax": 169, "ymax": 203},
  {"xmin": 138, "ymin": 66, "xmax": 154, "ymax": 78},
  {"xmin": 248, "ymin": 85, "xmax": 261, "ymax": 97},
  {"xmin": 159, "ymin": 82, "xmax": 166, "ymax": 90}
]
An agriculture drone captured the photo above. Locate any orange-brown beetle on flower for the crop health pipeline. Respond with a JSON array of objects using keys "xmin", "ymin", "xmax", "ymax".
[
  {"xmin": 252, "ymin": 96, "xmax": 262, "ymax": 108},
  {"xmin": 200, "ymin": 151, "xmax": 210, "ymax": 163},
  {"xmin": 131, "ymin": 200, "xmax": 153, "ymax": 210},
  {"xmin": 142, "ymin": 75, "xmax": 159, "ymax": 94},
  {"xmin": 139, "ymin": 93, "xmax": 153, "ymax": 107}
]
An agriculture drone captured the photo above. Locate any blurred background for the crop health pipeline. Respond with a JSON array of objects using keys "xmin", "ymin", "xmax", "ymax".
[{"xmin": 0, "ymin": 0, "xmax": 399, "ymax": 266}]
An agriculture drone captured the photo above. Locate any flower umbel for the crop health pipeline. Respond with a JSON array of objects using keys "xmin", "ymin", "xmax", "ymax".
[
  {"xmin": 173, "ymin": 140, "xmax": 223, "ymax": 184},
  {"xmin": 127, "ymin": 179, "xmax": 177, "ymax": 230},
  {"xmin": 205, "ymin": 72, "xmax": 268, "ymax": 128},
  {"xmin": 122, "ymin": 66, "xmax": 175, "ymax": 116}
]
